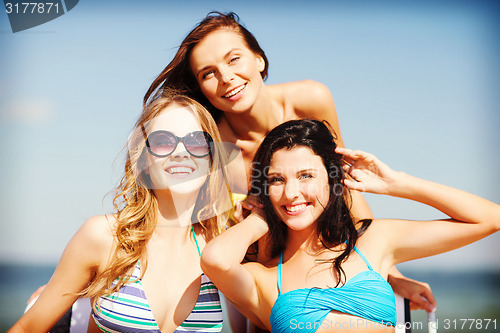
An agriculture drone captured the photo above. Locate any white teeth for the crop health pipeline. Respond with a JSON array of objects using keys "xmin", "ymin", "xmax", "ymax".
[
  {"xmin": 285, "ymin": 204, "xmax": 307, "ymax": 212},
  {"xmin": 167, "ymin": 167, "xmax": 193, "ymax": 174},
  {"xmin": 224, "ymin": 84, "xmax": 245, "ymax": 98}
]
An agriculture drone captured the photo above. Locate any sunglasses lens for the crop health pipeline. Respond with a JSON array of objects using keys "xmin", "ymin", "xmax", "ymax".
[
  {"xmin": 184, "ymin": 131, "xmax": 210, "ymax": 157},
  {"xmin": 148, "ymin": 132, "xmax": 177, "ymax": 156}
]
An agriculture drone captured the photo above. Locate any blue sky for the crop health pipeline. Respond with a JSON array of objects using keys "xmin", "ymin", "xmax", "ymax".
[{"xmin": 0, "ymin": 0, "xmax": 499, "ymax": 272}]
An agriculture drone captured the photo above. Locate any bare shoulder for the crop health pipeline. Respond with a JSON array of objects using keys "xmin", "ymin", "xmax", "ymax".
[
  {"xmin": 270, "ymin": 79, "xmax": 328, "ymax": 95},
  {"xmin": 270, "ymin": 80, "xmax": 335, "ymax": 118},
  {"xmin": 356, "ymin": 218, "xmax": 403, "ymax": 269},
  {"xmin": 76, "ymin": 214, "xmax": 115, "ymax": 243},
  {"xmin": 360, "ymin": 218, "xmax": 396, "ymax": 240},
  {"xmin": 13, "ymin": 216, "xmax": 117, "ymax": 330},
  {"xmin": 68, "ymin": 214, "xmax": 116, "ymax": 265},
  {"xmin": 270, "ymin": 79, "xmax": 330, "ymax": 98}
]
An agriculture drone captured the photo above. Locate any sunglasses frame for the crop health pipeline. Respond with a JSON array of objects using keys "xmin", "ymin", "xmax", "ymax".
[{"xmin": 146, "ymin": 130, "xmax": 213, "ymax": 158}]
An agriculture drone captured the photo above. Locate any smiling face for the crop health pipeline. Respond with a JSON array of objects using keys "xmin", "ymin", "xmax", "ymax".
[
  {"xmin": 145, "ymin": 104, "xmax": 210, "ymax": 195},
  {"xmin": 267, "ymin": 146, "xmax": 330, "ymax": 233},
  {"xmin": 190, "ymin": 29, "xmax": 266, "ymax": 114}
]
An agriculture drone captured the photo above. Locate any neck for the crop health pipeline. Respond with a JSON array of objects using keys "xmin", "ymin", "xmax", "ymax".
[
  {"xmin": 222, "ymin": 86, "xmax": 282, "ymax": 141},
  {"xmin": 152, "ymin": 221, "xmax": 193, "ymax": 244},
  {"xmin": 153, "ymin": 189, "xmax": 198, "ymax": 228},
  {"xmin": 285, "ymin": 225, "xmax": 324, "ymax": 258}
]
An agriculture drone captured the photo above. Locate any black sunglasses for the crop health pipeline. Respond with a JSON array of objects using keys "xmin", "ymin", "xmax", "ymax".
[{"xmin": 146, "ymin": 130, "xmax": 213, "ymax": 158}]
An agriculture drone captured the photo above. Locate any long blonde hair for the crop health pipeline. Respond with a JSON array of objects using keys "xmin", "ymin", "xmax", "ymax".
[{"xmin": 82, "ymin": 90, "xmax": 231, "ymax": 305}]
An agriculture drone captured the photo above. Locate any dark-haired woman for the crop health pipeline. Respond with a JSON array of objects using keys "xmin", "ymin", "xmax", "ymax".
[{"xmin": 201, "ymin": 119, "xmax": 500, "ymax": 332}]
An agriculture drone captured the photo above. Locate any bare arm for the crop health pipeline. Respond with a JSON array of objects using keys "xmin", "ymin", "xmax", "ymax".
[
  {"xmin": 201, "ymin": 211, "xmax": 269, "ymax": 320},
  {"xmin": 8, "ymin": 215, "xmax": 112, "ymax": 333},
  {"xmin": 387, "ymin": 174, "xmax": 499, "ymax": 263},
  {"xmin": 337, "ymin": 147, "xmax": 500, "ymax": 264}
]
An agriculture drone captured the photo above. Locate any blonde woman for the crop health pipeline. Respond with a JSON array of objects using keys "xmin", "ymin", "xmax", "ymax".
[{"xmin": 9, "ymin": 90, "xmax": 232, "ymax": 332}]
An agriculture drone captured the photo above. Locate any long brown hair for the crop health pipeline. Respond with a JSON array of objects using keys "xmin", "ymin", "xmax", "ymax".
[
  {"xmin": 144, "ymin": 12, "xmax": 269, "ymax": 121},
  {"xmin": 82, "ymin": 90, "xmax": 232, "ymax": 305},
  {"xmin": 250, "ymin": 119, "xmax": 371, "ymax": 287}
]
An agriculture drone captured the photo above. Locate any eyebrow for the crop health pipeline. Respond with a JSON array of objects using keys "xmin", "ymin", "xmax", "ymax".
[
  {"xmin": 298, "ymin": 168, "xmax": 317, "ymax": 174},
  {"xmin": 195, "ymin": 48, "xmax": 242, "ymax": 77},
  {"xmin": 267, "ymin": 168, "xmax": 317, "ymax": 177}
]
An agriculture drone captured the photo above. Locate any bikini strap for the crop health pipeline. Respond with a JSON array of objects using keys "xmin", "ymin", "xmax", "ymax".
[
  {"xmin": 277, "ymin": 252, "xmax": 283, "ymax": 295},
  {"xmin": 192, "ymin": 225, "xmax": 201, "ymax": 257},
  {"xmin": 352, "ymin": 246, "xmax": 373, "ymax": 270}
]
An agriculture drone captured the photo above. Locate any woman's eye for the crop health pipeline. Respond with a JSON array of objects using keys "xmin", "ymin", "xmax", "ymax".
[
  {"xmin": 268, "ymin": 176, "xmax": 284, "ymax": 184},
  {"xmin": 229, "ymin": 56, "xmax": 240, "ymax": 64},
  {"xmin": 202, "ymin": 70, "xmax": 214, "ymax": 80},
  {"xmin": 299, "ymin": 173, "xmax": 313, "ymax": 180}
]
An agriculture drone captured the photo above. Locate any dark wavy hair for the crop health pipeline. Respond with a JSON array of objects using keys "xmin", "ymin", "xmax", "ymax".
[
  {"xmin": 249, "ymin": 118, "xmax": 371, "ymax": 286},
  {"xmin": 144, "ymin": 11, "xmax": 269, "ymax": 122}
]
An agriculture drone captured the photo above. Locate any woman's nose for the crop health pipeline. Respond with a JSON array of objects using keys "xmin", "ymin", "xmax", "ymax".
[
  {"xmin": 170, "ymin": 142, "xmax": 190, "ymax": 160},
  {"xmin": 218, "ymin": 67, "xmax": 234, "ymax": 84},
  {"xmin": 283, "ymin": 180, "xmax": 300, "ymax": 199}
]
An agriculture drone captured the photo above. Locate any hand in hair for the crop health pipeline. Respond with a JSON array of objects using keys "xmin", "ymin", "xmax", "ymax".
[
  {"xmin": 335, "ymin": 147, "xmax": 402, "ymax": 195},
  {"xmin": 233, "ymin": 195, "xmax": 263, "ymax": 223}
]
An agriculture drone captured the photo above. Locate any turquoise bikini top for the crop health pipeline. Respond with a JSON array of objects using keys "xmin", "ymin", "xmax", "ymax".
[{"xmin": 270, "ymin": 246, "xmax": 396, "ymax": 333}]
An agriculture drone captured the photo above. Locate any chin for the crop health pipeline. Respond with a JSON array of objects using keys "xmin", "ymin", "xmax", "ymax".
[
  {"xmin": 167, "ymin": 176, "xmax": 207, "ymax": 195},
  {"xmin": 288, "ymin": 224, "xmax": 315, "ymax": 232},
  {"xmin": 281, "ymin": 219, "xmax": 315, "ymax": 231}
]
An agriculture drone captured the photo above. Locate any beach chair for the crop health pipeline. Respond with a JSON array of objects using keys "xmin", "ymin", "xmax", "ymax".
[
  {"xmin": 25, "ymin": 296, "xmax": 90, "ymax": 333},
  {"xmin": 395, "ymin": 293, "xmax": 412, "ymax": 333},
  {"xmin": 394, "ymin": 294, "xmax": 437, "ymax": 333}
]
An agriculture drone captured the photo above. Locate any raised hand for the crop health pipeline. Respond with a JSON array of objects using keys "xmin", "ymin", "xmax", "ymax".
[
  {"xmin": 233, "ymin": 195, "xmax": 264, "ymax": 223},
  {"xmin": 335, "ymin": 147, "xmax": 401, "ymax": 195}
]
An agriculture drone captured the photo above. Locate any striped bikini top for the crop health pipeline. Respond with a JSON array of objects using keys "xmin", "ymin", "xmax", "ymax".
[
  {"xmin": 270, "ymin": 246, "xmax": 396, "ymax": 333},
  {"xmin": 92, "ymin": 229, "xmax": 223, "ymax": 332}
]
